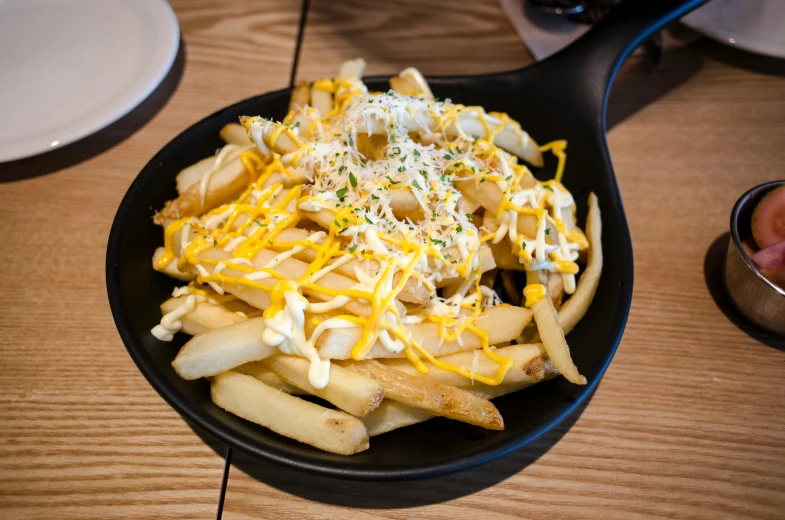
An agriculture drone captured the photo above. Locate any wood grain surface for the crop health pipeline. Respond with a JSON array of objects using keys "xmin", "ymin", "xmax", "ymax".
[
  {"xmin": 1, "ymin": 0, "xmax": 784, "ymax": 518},
  {"xmin": 0, "ymin": 1, "xmax": 300, "ymax": 518},
  {"xmin": 295, "ymin": 0, "xmax": 532, "ymax": 79}
]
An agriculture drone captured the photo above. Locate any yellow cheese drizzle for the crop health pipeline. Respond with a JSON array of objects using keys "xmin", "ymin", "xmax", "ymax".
[{"xmin": 523, "ymin": 284, "xmax": 546, "ymax": 307}]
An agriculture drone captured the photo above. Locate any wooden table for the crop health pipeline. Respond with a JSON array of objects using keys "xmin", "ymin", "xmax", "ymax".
[{"xmin": 1, "ymin": 1, "xmax": 784, "ymax": 518}]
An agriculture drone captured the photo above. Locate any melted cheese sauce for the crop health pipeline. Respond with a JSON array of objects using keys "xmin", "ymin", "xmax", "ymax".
[{"xmin": 153, "ymin": 77, "xmax": 587, "ymax": 388}]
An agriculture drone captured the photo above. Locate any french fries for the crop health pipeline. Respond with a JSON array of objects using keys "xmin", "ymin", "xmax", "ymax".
[
  {"xmin": 317, "ymin": 304, "xmax": 531, "ymax": 359},
  {"xmin": 559, "ymin": 193, "xmax": 603, "ymax": 334},
  {"xmin": 529, "ymin": 293, "xmax": 586, "ymax": 385},
  {"xmin": 147, "ymin": 60, "xmax": 603, "ymax": 455},
  {"xmin": 234, "ymin": 361, "xmax": 304, "ymax": 394},
  {"xmin": 263, "ymin": 355, "xmax": 384, "ymax": 416},
  {"xmin": 155, "ymin": 153, "xmax": 257, "ymax": 224},
  {"xmin": 383, "ymin": 343, "xmax": 549, "ymax": 387},
  {"xmin": 172, "ymin": 318, "xmax": 276, "ymax": 380},
  {"xmin": 160, "ymin": 296, "xmax": 245, "ymax": 336},
  {"xmin": 220, "ymin": 124, "xmax": 252, "ymax": 146},
  {"xmin": 363, "ymin": 351, "xmax": 558, "ymax": 435},
  {"xmin": 212, "ymin": 371, "xmax": 369, "ymax": 455},
  {"xmin": 342, "ymin": 360, "xmax": 504, "ymax": 430},
  {"xmin": 361, "ymin": 400, "xmax": 433, "ymax": 436}
]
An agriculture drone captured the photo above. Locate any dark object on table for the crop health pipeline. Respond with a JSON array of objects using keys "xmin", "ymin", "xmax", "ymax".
[
  {"xmin": 529, "ymin": 0, "xmax": 664, "ymax": 65},
  {"xmin": 107, "ymin": 0, "xmax": 706, "ymax": 480},
  {"xmin": 529, "ymin": 0, "xmax": 621, "ymax": 24}
]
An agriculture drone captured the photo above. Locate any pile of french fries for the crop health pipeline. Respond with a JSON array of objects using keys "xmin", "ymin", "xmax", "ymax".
[{"xmin": 150, "ymin": 60, "xmax": 603, "ymax": 455}]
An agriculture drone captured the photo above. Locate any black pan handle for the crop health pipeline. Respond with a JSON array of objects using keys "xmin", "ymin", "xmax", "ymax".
[{"xmin": 551, "ymin": 0, "xmax": 708, "ymax": 115}]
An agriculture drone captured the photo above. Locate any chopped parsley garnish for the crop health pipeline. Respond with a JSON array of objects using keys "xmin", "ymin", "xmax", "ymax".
[
  {"xmin": 444, "ymin": 253, "xmax": 452, "ymax": 259},
  {"xmin": 364, "ymin": 215, "xmax": 374, "ymax": 225},
  {"xmin": 348, "ymin": 244, "xmax": 358, "ymax": 253},
  {"xmin": 349, "ymin": 172, "xmax": 357, "ymax": 187},
  {"xmin": 413, "ymin": 180, "xmax": 422, "ymax": 190},
  {"xmin": 336, "ymin": 186, "xmax": 348, "ymax": 199},
  {"xmin": 338, "ymin": 165, "xmax": 347, "ymax": 173},
  {"xmin": 544, "ymin": 185, "xmax": 553, "ymax": 192},
  {"xmin": 545, "ymin": 229, "xmax": 550, "ymax": 235},
  {"xmin": 371, "ymin": 194, "xmax": 379, "ymax": 200},
  {"xmin": 398, "ymin": 166, "xmax": 406, "ymax": 172},
  {"xmin": 443, "ymin": 154, "xmax": 453, "ymax": 160},
  {"xmin": 213, "ymin": 239, "xmax": 218, "ymax": 246},
  {"xmin": 334, "ymin": 220, "xmax": 341, "ymax": 227},
  {"xmin": 413, "ymin": 149, "xmax": 420, "ymax": 156},
  {"xmin": 253, "ymin": 219, "xmax": 263, "ymax": 226},
  {"xmin": 342, "ymin": 217, "xmax": 349, "ymax": 223},
  {"xmin": 456, "ymin": 225, "xmax": 463, "ymax": 233},
  {"xmin": 465, "ymin": 213, "xmax": 473, "ymax": 220}
]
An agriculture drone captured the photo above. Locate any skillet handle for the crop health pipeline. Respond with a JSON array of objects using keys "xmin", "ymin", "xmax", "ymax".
[{"xmin": 555, "ymin": 0, "xmax": 708, "ymax": 114}]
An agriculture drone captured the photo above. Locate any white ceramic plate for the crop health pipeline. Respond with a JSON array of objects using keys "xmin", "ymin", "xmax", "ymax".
[
  {"xmin": 0, "ymin": 0, "xmax": 179, "ymax": 162},
  {"xmin": 683, "ymin": 0, "xmax": 785, "ymax": 59}
]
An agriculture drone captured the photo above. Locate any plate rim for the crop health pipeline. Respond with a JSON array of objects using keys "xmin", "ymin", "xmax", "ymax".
[
  {"xmin": 682, "ymin": 4, "xmax": 785, "ymax": 59},
  {"xmin": 106, "ymin": 81, "xmax": 631, "ymax": 481},
  {"xmin": 0, "ymin": 0, "xmax": 180, "ymax": 162}
]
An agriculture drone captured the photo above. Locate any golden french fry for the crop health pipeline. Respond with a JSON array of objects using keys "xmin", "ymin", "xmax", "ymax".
[
  {"xmin": 363, "ymin": 353, "xmax": 558, "ymax": 435},
  {"xmin": 383, "ymin": 343, "xmax": 549, "ymax": 387},
  {"xmin": 264, "ymin": 355, "xmax": 384, "ymax": 416},
  {"xmin": 342, "ymin": 360, "xmax": 503, "ymax": 430},
  {"xmin": 211, "ymin": 371, "xmax": 369, "ymax": 455},
  {"xmin": 234, "ymin": 361, "xmax": 305, "ymax": 394},
  {"xmin": 153, "ymin": 248, "xmax": 195, "ymax": 282},
  {"xmin": 455, "ymin": 178, "xmax": 543, "ymax": 240},
  {"xmin": 194, "ymin": 246, "xmax": 393, "ymax": 318},
  {"xmin": 172, "ymin": 317, "xmax": 277, "ymax": 380},
  {"xmin": 310, "ymin": 85, "xmax": 333, "ymax": 115},
  {"xmin": 220, "ymin": 123, "xmax": 252, "ymax": 145},
  {"xmin": 352, "ymin": 105, "xmax": 542, "ymax": 166},
  {"xmin": 389, "ymin": 76, "xmax": 417, "ymax": 97},
  {"xmin": 338, "ymin": 58, "xmax": 366, "ymax": 78},
  {"xmin": 245, "ymin": 117, "xmax": 301, "ymax": 156},
  {"xmin": 530, "ymin": 293, "xmax": 586, "ymax": 385},
  {"xmin": 317, "ymin": 304, "xmax": 531, "ymax": 359},
  {"xmin": 548, "ymin": 272, "xmax": 564, "ymax": 309},
  {"xmin": 360, "ymin": 400, "xmax": 433, "ymax": 436},
  {"xmin": 218, "ymin": 297, "xmax": 259, "ymax": 315},
  {"xmin": 289, "ymin": 80, "xmax": 310, "ymax": 112},
  {"xmin": 390, "ymin": 67, "xmax": 434, "ymax": 98},
  {"xmin": 461, "ymin": 355, "xmax": 559, "ymax": 399},
  {"xmin": 176, "ymin": 157, "xmax": 215, "ymax": 195},
  {"xmin": 175, "ymin": 144, "xmax": 250, "ymax": 194},
  {"xmin": 160, "ymin": 296, "xmax": 245, "ymax": 336},
  {"xmin": 559, "ymin": 193, "xmax": 602, "ymax": 334},
  {"xmin": 155, "ymin": 154, "xmax": 256, "ymax": 225},
  {"xmin": 270, "ymin": 228, "xmax": 430, "ymax": 305}
]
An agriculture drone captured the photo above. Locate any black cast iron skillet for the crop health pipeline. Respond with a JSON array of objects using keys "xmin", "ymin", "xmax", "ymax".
[{"xmin": 107, "ymin": 0, "xmax": 707, "ymax": 481}]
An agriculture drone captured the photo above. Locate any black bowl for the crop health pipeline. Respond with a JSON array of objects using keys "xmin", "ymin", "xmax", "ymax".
[
  {"xmin": 106, "ymin": 78, "xmax": 629, "ymax": 480},
  {"xmin": 108, "ymin": 0, "xmax": 708, "ymax": 481}
]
